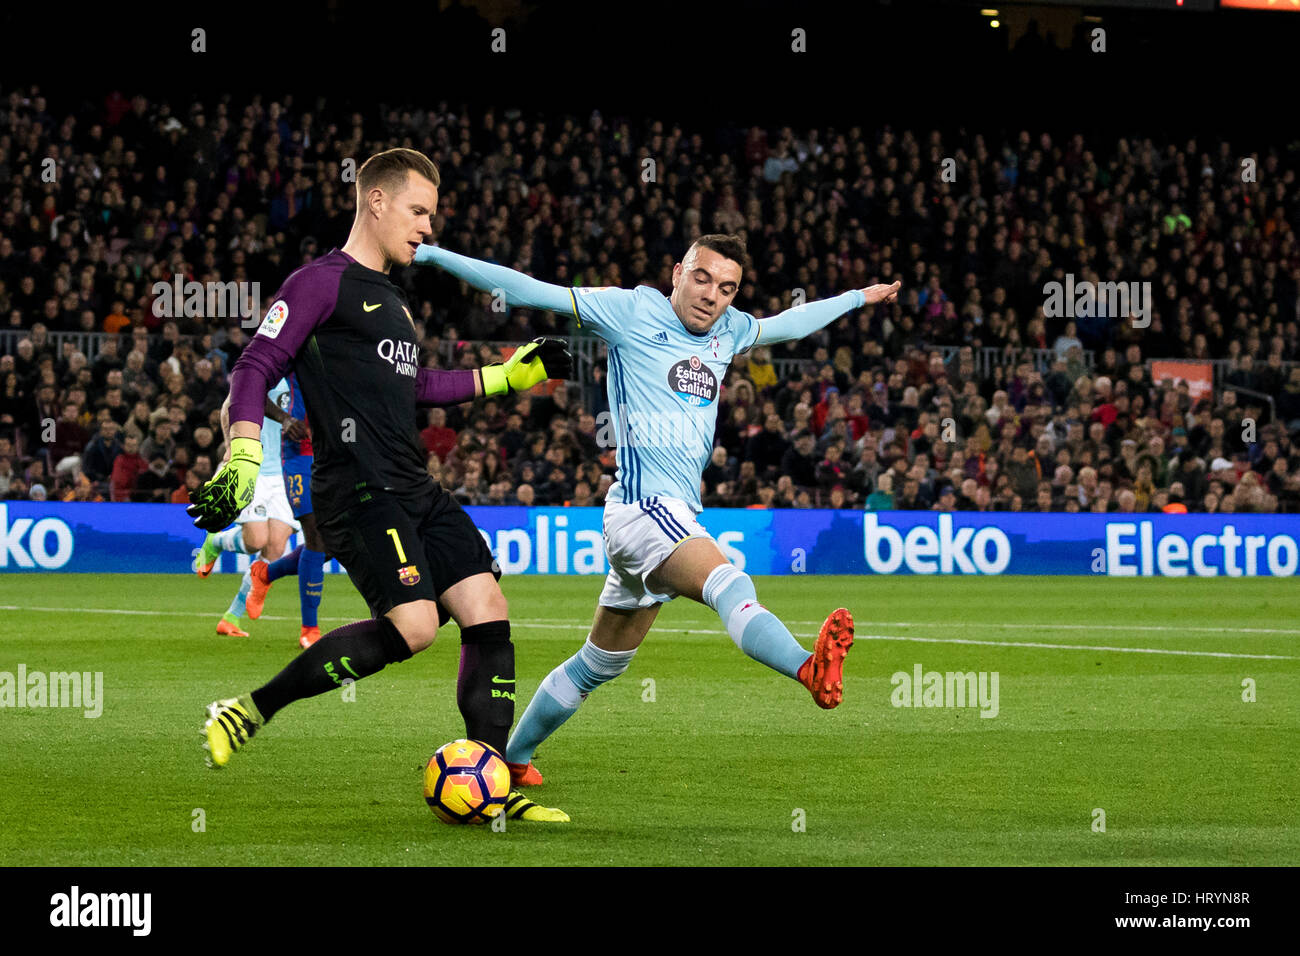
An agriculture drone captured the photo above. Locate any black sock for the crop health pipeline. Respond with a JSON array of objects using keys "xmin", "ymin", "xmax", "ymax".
[
  {"xmin": 250, "ymin": 617, "xmax": 412, "ymax": 721},
  {"xmin": 456, "ymin": 620, "xmax": 514, "ymax": 756}
]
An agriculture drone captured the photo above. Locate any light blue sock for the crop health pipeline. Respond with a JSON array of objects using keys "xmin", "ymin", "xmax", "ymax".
[
  {"xmin": 506, "ymin": 638, "xmax": 636, "ymax": 765},
  {"xmin": 702, "ymin": 564, "xmax": 810, "ymax": 679},
  {"xmin": 213, "ymin": 527, "xmax": 251, "ymax": 554},
  {"xmin": 227, "ymin": 569, "xmax": 253, "ymax": 618}
]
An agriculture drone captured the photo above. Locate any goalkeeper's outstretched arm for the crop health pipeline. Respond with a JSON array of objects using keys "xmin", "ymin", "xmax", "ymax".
[{"xmin": 414, "ymin": 244, "xmax": 576, "ymax": 316}]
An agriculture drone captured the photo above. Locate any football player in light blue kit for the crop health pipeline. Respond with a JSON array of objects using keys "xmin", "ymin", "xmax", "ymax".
[{"xmin": 416, "ymin": 234, "xmax": 899, "ymax": 788}]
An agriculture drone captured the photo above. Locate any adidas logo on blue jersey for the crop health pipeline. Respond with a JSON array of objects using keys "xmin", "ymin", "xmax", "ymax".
[{"xmin": 649, "ymin": 331, "xmax": 669, "ymax": 344}]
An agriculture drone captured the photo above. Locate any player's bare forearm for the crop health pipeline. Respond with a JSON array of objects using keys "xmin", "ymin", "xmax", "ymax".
[
  {"xmin": 217, "ymin": 394, "xmax": 260, "ymax": 464},
  {"xmin": 230, "ymin": 420, "xmax": 261, "ymax": 441},
  {"xmin": 220, "ymin": 396, "xmax": 261, "ymax": 438},
  {"xmin": 265, "ymin": 398, "xmax": 308, "ymax": 441},
  {"xmin": 264, "ymin": 398, "xmax": 290, "ymax": 426}
]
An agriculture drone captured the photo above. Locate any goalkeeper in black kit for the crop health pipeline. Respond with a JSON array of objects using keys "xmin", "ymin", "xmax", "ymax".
[{"xmin": 188, "ymin": 148, "xmax": 572, "ymax": 822}]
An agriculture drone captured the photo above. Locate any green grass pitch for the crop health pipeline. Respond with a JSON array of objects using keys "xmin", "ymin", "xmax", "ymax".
[{"xmin": 1, "ymin": 573, "xmax": 1296, "ymax": 866}]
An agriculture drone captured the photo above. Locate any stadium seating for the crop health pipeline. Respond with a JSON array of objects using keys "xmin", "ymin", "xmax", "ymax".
[{"xmin": 0, "ymin": 89, "xmax": 1295, "ymax": 512}]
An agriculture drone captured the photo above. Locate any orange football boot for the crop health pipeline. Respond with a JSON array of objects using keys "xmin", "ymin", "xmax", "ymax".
[
  {"xmin": 797, "ymin": 607, "xmax": 854, "ymax": 709},
  {"xmin": 216, "ymin": 617, "xmax": 249, "ymax": 637},
  {"xmin": 192, "ymin": 533, "xmax": 221, "ymax": 578},
  {"xmin": 298, "ymin": 625, "xmax": 322, "ymax": 648},
  {"xmin": 508, "ymin": 761, "xmax": 544, "ymax": 787},
  {"xmin": 245, "ymin": 560, "xmax": 272, "ymax": 619}
]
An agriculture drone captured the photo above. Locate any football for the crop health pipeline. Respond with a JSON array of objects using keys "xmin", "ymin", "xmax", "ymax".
[{"xmin": 423, "ymin": 739, "xmax": 510, "ymax": 824}]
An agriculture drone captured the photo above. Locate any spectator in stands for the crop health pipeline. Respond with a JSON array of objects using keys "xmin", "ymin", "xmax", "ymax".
[
  {"xmin": 48, "ymin": 401, "xmax": 90, "ymax": 473},
  {"xmin": 421, "ymin": 407, "xmax": 457, "ymax": 462},
  {"xmin": 110, "ymin": 434, "xmax": 147, "ymax": 502},
  {"xmin": 0, "ymin": 370, "xmax": 28, "ymax": 438},
  {"xmin": 745, "ymin": 413, "xmax": 790, "ymax": 480},
  {"xmin": 185, "ymin": 358, "xmax": 224, "ymax": 417},
  {"xmin": 134, "ymin": 452, "xmax": 179, "ymax": 502},
  {"xmin": 748, "ymin": 347, "xmax": 777, "ymax": 391},
  {"xmin": 0, "ymin": 87, "xmax": 1296, "ymax": 511},
  {"xmin": 139, "ymin": 418, "xmax": 176, "ymax": 464},
  {"xmin": 781, "ymin": 430, "xmax": 818, "ymax": 490},
  {"xmin": 702, "ymin": 446, "xmax": 731, "ymax": 492},
  {"xmin": 1053, "ymin": 321, "xmax": 1083, "ymax": 360},
  {"xmin": 865, "ymin": 471, "xmax": 894, "ymax": 510},
  {"xmin": 122, "ymin": 349, "xmax": 149, "ymax": 399},
  {"xmin": 81, "ymin": 418, "xmax": 123, "ymax": 487},
  {"xmin": 103, "ymin": 300, "xmax": 131, "ymax": 335}
]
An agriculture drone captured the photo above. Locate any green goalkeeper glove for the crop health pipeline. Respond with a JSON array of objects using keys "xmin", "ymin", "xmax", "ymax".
[
  {"xmin": 186, "ymin": 436, "xmax": 263, "ymax": 532},
  {"xmin": 480, "ymin": 338, "xmax": 574, "ymax": 396}
]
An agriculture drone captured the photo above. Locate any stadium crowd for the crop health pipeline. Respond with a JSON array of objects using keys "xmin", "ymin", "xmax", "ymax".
[{"xmin": 1, "ymin": 85, "xmax": 1298, "ymax": 513}]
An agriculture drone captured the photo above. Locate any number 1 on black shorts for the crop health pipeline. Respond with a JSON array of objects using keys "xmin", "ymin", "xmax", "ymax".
[{"xmin": 386, "ymin": 528, "xmax": 407, "ymax": 564}]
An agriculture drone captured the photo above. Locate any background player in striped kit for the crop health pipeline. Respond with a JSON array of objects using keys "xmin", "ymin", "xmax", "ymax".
[
  {"xmin": 192, "ymin": 394, "xmax": 298, "ymax": 638},
  {"xmin": 242, "ymin": 373, "xmax": 330, "ymax": 648}
]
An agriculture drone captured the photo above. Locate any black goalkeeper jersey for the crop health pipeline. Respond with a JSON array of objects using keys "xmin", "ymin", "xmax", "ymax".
[{"xmin": 228, "ymin": 248, "xmax": 477, "ymax": 516}]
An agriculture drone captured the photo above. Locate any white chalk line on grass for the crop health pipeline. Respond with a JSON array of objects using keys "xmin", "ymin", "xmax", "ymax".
[
  {"xmin": 2, "ymin": 605, "xmax": 1296, "ymax": 636},
  {"xmin": 850, "ymin": 620, "xmax": 1300, "ymax": 637},
  {"xmin": 0, "ymin": 605, "xmax": 1295, "ymax": 661},
  {"xmin": 530, "ymin": 617, "xmax": 1300, "ymax": 637},
  {"xmin": 851, "ymin": 634, "xmax": 1298, "ymax": 661}
]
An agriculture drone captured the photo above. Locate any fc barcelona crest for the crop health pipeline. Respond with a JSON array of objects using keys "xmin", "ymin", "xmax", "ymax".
[{"xmin": 398, "ymin": 564, "xmax": 420, "ymax": 586}]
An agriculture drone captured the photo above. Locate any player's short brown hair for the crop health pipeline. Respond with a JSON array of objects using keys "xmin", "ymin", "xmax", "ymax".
[
  {"xmin": 357, "ymin": 148, "xmax": 441, "ymax": 199},
  {"xmin": 691, "ymin": 233, "xmax": 749, "ymax": 271}
]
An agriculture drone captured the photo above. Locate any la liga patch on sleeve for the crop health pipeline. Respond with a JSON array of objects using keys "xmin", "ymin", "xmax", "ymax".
[{"xmin": 257, "ymin": 299, "xmax": 289, "ymax": 339}]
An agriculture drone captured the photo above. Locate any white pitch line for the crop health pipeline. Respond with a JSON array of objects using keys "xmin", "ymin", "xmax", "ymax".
[
  {"xmin": 2, "ymin": 606, "xmax": 1296, "ymax": 636},
  {"xmin": 512, "ymin": 624, "xmax": 1297, "ymax": 660},
  {"xmin": 850, "ymin": 620, "xmax": 1300, "ymax": 637},
  {"xmin": 848, "ymin": 633, "xmax": 1299, "ymax": 661},
  {"xmin": 0, "ymin": 605, "xmax": 1295, "ymax": 660},
  {"xmin": 0, "ymin": 605, "xmax": 368, "ymax": 622},
  {"xmin": 523, "ymin": 617, "xmax": 1300, "ymax": 637}
]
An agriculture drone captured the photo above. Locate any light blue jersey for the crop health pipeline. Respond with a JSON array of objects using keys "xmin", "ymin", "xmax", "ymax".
[
  {"xmin": 413, "ymin": 244, "xmax": 869, "ymax": 513},
  {"xmin": 260, "ymin": 381, "xmax": 286, "ymax": 479},
  {"xmin": 572, "ymin": 286, "xmax": 759, "ymax": 513},
  {"xmin": 411, "ymin": 245, "xmax": 882, "ymax": 767}
]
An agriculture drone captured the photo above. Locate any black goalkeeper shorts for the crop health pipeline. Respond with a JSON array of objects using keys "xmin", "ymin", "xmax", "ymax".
[{"xmin": 317, "ymin": 487, "xmax": 500, "ymax": 618}]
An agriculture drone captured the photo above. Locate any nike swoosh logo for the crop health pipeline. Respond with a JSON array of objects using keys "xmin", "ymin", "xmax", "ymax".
[
  {"xmin": 491, "ymin": 676, "xmax": 515, "ymax": 684},
  {"xmin": 362, "ymin": 302, "xmax": 381, "ymax": 312},
  {"xmin": 341, "ymin": 657, "xmax": 359, "ymax": 677}
]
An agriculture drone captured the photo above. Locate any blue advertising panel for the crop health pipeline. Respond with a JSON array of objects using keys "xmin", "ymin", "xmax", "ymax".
[{"xmin": 0, "ymin": 502, "xmax": 1297, "ymax": 577}]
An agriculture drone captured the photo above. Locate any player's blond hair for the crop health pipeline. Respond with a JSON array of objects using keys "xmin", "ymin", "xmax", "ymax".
[{"xmin": 356, "ymin": 148, "xmax": 441, "ymax": 200}]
